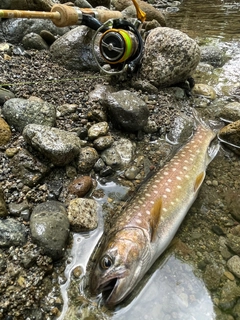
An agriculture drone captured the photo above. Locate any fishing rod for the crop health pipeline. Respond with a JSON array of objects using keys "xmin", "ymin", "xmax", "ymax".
[{"xmin": 0, "ymin": 1, "xmax": 146, "ymax": 76}]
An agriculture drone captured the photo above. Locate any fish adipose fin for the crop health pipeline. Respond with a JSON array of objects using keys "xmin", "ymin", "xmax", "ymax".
[
  {"xmin": 194, "ymin": 172, "xmax": 205, "ymax": 192},
  {"xmin": 150, "ymin": 197, "xmax": 162, "ymax": 242}
]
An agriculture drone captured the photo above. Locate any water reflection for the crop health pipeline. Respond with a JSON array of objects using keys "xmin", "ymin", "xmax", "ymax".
[
  {"xmin": 168, "ymin": 0, "xmax": 240, "ymax": 40},
  {"xmin": 111, "ymin": 255, "xmax": 215, "ymax": 320}
]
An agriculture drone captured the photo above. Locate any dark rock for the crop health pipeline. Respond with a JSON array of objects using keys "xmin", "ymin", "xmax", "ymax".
[
  {"xmin": 0, "ymin": 218, "xmax": 27, "ymax": 247},
  {"xmin": 0, "ymin": 88, "xmax": 15, "ymax": 105},
  {"xmin": 10, "ymin": 148, "xmax": 49, "ymax": 187},
  {"xmin": 30, "ymin": 201, "xmax": 70, "ymax": 260},
  {"xmin": 103, "ymin": 90, "xmax": 149, "ymax": 132},
  {"xmin": 0, "ymin": 189, "xmax": 8, "ymax": 218},
  {"xmin": 22, "ymin": 32, "xmax": 49, "ymax": 50}
]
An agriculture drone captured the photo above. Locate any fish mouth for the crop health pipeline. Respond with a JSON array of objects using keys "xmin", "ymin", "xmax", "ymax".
[{"xmin": 98, "ymin": 277, "xmax": 119, "ymax": 306}]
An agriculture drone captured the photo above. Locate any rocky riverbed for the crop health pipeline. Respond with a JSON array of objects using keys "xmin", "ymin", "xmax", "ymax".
[{"xmin": 1, "ymin": 0, "xmax": 240, "ymax": 319}]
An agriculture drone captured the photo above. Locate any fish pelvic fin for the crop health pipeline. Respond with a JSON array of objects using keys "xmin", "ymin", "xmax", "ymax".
[
  {"xmin": 194, "ymin": 172, "xmax": 205, "ymax": 192},
  {"xmin": 150, "ymin": 197, "xmax": 162, "ymax": 242}
]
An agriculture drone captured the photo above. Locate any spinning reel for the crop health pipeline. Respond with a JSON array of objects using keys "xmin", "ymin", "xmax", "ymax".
[
  {"xmin": 0, "ymin": 0, "xmax": 146, "ymax": 76},
  {"xmin": 92, "ymin": 17, "xmax": 144, "ymax": 76}
]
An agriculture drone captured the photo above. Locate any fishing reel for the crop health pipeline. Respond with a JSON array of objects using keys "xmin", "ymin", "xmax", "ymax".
[{"xmin": 92, "ymin": 18, "xmax": 144, "ymax": 76}]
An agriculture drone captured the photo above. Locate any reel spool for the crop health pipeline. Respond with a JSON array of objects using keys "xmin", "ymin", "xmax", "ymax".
[{"xmin": 92, "ymin": 19, "xmax": 144, "ymax": 76}]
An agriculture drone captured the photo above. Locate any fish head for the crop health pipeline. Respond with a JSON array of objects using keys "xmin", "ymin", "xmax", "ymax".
[{"xmin": 90, "ymin": 227, "xmax": 149, "ymax": 307}]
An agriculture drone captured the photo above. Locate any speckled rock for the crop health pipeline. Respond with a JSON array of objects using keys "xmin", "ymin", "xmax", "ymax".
[
  {"xmin": 0, "ymin": 88, "xmax": 15, "ymax": 105},
  {"xmin": 226, "ymin": 234, "xmax": 240, "ymax": 256},
  {"xmin": 0, "ymin": 189, "xmax": 8, "ymax": 218},
  {"xmin": 0, "ymin": 218, "xmax": 27, "ymax": 247},
  {"xmin": 218, "ymin": 120, "xmax": 240, "ymax": 154},
  {"xmin": 88, "ymin": 122, "xmax": 109, "ymax": 140},
  {"xmin": 68, "ymin": 198, "xmax": 98, "ymax": 232},
  {"xmin": 192, "ymin": 84, "xmax": 217, "ymax": 100},
  {"xmin": 218, "ymin": 102, "xmax": 240, "ymax": 122},
  {"xmin": 10, "ymin": 148, "xmax": 49, "ymax": 187},
  {"xmin": 50, "ymin": 26, "xmax": 99, "ymax": 71},
  {"xmin": 23, "ymin": 124, "xmax": 81, "ymax": 166},
  {"xmin": 203, "ymin": 263, "xmax": 224, "ymax": 290},
  {"xmin": 93, "ymin": 135, "xmax": 114, "ymax": 151},
  {"xmin": 140, "ymin": 27, "xmax": 200, "ymax": 88},
  {"xmin": 77, "ymin": 147, "xmax": 99, "ymax": 173},
  {"xmin": 218, "ymin": 280, "xmax": 240, "ymax": 311},
  {"xmin": 103, "ymin": 90, "xmax": 149, "ymax": 132},
  {"xmin": 166, "ymin": 114, "xmax": 194, "ymax": 144},
  {"xmin": 227, "ymin": 256, "xmax": 240, "ymax": 279},
  {"xmin": 68, "ymin": 176, "xmax": 93, "ymax": 197},
  {"xmin": 2, "ymin": 98, "xmax": 56, "ymax": 132},
  {"xmin": 0, "ymin": 117, "xmax": 11, "ymax": 146},
  {"xmin": 30, "ymin": 201, "xmax": 70, "ymax": 260}
]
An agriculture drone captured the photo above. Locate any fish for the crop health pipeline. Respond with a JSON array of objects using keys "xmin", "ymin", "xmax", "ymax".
[{"xmin": 90, "ymin": 117, "xmax": 219, "ymax": 307}]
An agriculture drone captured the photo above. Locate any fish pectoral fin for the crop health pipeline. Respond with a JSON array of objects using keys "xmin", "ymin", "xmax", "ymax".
[
  {"xmin": 150, "ymin": 197, "xmax": 162, "ymax": 242},
  {"xmin": 194, "ymin": 171, "xmax": 205, "ymax": 192}
]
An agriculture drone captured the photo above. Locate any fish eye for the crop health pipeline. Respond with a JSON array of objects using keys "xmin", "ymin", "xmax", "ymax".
[{"xmin": 100, "ymin": 255, "xmax": 113, "ymax": 269}]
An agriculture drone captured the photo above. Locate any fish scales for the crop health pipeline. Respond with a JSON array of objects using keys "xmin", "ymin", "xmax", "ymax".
[{"xmin": 90, "ymin": 123, "xmax": 218, "ymax": 306}]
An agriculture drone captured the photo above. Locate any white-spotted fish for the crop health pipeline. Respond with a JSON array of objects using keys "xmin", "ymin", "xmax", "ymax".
[{"xmin": 90, "ymin": 118, "xmax": 219, "ymax": 307}]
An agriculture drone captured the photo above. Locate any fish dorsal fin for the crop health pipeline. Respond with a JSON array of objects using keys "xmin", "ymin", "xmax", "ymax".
[
  {"xmin": 194, "ymin": 172, "xmax": 205, "ymax": 192},
  {"xmin": 150, "ymin": 197, "xmax": 162, "ymax": 242}
]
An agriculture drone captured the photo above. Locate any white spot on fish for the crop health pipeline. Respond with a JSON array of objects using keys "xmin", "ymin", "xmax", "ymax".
[
  {"xmin": 183, "ymin": 166, "xmax": 188, "ymax": 171},
  {"xmin": 171, "ymin": 201, "xmax": 175, "ymax": 205},
  {"xmin": 163, "ymin": 208, "xmax": 167, "ymax": 212},
  {"xmin": 146, "ymin": 193, "xmax": 151, "ymax": 197},
  {"xmin": 146, "ymin": 210, "xmax": 150, "ymax": 215},
  {"xmin": 163, "ymin": 172, "xmax": 169, "ymax": 175},
  {"xmin": 177, "ymin": 185, "xmax": 182, "ymax": 189},
  {"xmin": 167, "ymin": 179, "xmax": 172, "ymax": 183},
  {"xmin": 155, "ymin": 180, "xmax": 160, "ymax": 183},
  {"xmin": 134, "ymin": 205, "xmax": 140, "ymax": 209},
  {"xmin": 184, "ymin": 160, "xmax": 189, "ymax": 163},
  {"xmin": 172, "ymin": 168, "xmax": 177, "ymax": 172},
  {"xmin": 176, "ymin": 176, "xmax": 181, "ymax": 181},
  {"xmin": 154, "ymin": 190, "xmax": 158, "ymax": 194},
  {"xmin": 163, "ymin": 194, "xmax": 167, "ymax": 198},
  {"xmin": 136, "ymin": 219, "xmax": 142, "ymax": 224},
  {"xmin": 166, "ymin": 188, "xmax": 171, "ymax": 193},
  {"xmin": 150, "ymin": 201, "xmax": 154, "ymax": 204}
]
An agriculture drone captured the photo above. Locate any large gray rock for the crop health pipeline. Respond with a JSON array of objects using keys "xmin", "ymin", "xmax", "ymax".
[
  {"xmin": 50, "ymin": 26, "xmax": 99, "ymax": 71},
  {"xmin": 23, "ymin": 124, "xmax": 82, "ymax": 166},
  {"xmin": 0, "ymin": 18, "xmax": 69, "ymax": 44},
  {"xmin": 140, "ymin": 27, "xmax": 201, "ymax": 88},
  {"xmin": 2, "ymin": 98, "xmax": 56, "ymax": 132},
  {"xmin": 102, "ymin": 90, "xmax": 149, "ymax": 132},
  {"xmin": 0, "ymin": 218, "xmax": 27, "ymax": 247},
  {"xmin": 30, "ymin": 201, "xmax": 70, "ymax": 260}
]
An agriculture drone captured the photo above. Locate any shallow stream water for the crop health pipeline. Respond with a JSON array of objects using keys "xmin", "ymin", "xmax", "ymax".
[{"xmin": 58, "ymin": 1, "xmax": 240, "ymax": 319}]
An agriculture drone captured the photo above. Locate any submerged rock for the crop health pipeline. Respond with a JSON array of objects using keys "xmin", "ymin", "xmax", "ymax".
[
  {"xmin": 140, "ymin": 27, "xmax": 200, "ymax": 88},
  {"xmin": 2, "ymin": 97, "xmax": 56, "ymax": 132},
  {"xmin": 218, "ymin": 102, "xmax": 240, "ymax": 122},
  {"xmin": 30, "ymin": 201, "xmax": 70, "ymax": 260},
  {"xmin": 218, "ymin": 120, "xmax": 240, "ymax": 155},
  {"xmin": 23, "ymin": 124, "xmax": 82, "ymax": 166}
]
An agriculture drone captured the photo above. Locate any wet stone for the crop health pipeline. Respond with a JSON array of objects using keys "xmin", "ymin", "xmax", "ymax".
[
  {"xmin": 2, "ymin": 98, "xmax": 56, "ymax": 132},
  {"xmin": 30, "ymin": 201, "xmax": 70, "ymax": 260},
  {"xmin": 166, "ymin": 113, "xmax": 194, "ymax": 145},
  {"xmin": 88, "ymin": 122, "xmax": 109, "ymax": 140},
  {"xmin": 10, "ymin": 148, "xmax": 49, "ymax": 187},
  {"xmin": 0, "ymin": 218, "xmax": 27, "ymax": 247},
  {"xmin": 227, "ymin": 256, "xmax": 240, "ymax": 278},
  {"xmin": 0, "ymin": 117, "xmax": 12, "ymax": 145},
  {"xmin": 68, "ymin": 198, "xmax": 98, "ymax": 232},
  {"xmin": 101, "ymin": 146, "xmax": 122, "ymax": 169},
  {"xmin": 124, "ymin": 165, "xmax": 140, "ymax": 180},
  {"xmin": 93, "ymin": 135, "xmax": 114, "ymax": 151},
  {"xmin": 23, "ymin": 124, "xmax": 81, "ymax": 166},
  {"xmin": 192, "ymin": 83, "xmax": 216, "ymax": 100},
  {"xmin": 218, "ymin": 120, "xmax": 240, "ymax": 155},
  {"xmin": 22, "ymin": 32, "xmax": 49, "ymax": 50},
  {"xmin": 226, "ymin": 234, "xmax": 240, "ymax": 256},
  {"xmin": 103, "ymin": 90, "xmax": 149, "ymax": 132},
  {"xmin": 225, "ymin": 191, "xmax": 240, "ymax": 222},
  {"xmin": 8, "ymin": 200, "xmax": 29, "ymax": 217},
  {"xmin": 203, "ymin": 263, "xmax": 224, "ymax": 290},
  {"xmin": 218, "ymin": 102, "xmax": 240, "ymax": 122},
  {"xmin": 77, "ymin": 147, "xmax": 99, "ymax": 173},
  {"xmin": 68, "ymin": 176, "xmax": 93, "ymax": 197},
  {"xmin": 218, "ymin": 280, "xmax": 240, "ymax": 312}
]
